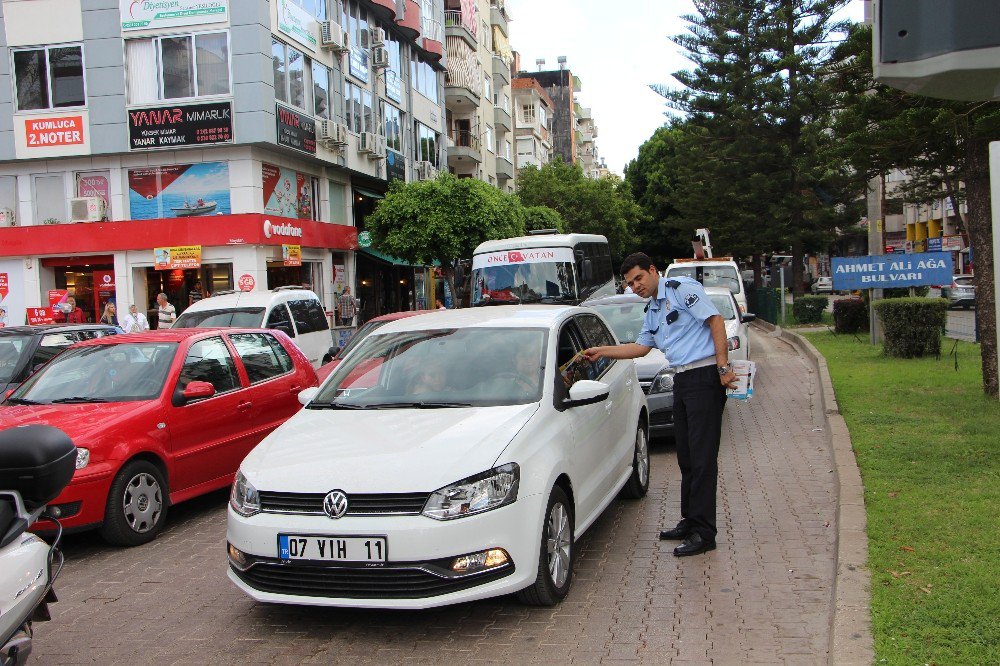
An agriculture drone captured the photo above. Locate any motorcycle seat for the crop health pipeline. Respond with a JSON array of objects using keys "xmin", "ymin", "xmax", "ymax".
[{"xmin": 0, "ymin": 498, "xmax": 28, "ymax": 549}]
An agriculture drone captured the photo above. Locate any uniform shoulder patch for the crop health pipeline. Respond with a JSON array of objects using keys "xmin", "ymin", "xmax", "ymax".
[
  {"xmin": 684, "ymin": 293, "xmax": 699, "ymax": 307},
  {"xmin": 665, "ymin": 280, "xmax": 681, "ymax": 289}
]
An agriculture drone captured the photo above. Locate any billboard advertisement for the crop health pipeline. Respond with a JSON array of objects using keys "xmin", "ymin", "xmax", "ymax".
[
  {"xmin": 154, "ymin": 246, "xmax": 203, "ymax": 270},
  {"xmin": 121, "ymin": 0, "xmax": 228, "ymax": 31},
  {"xmin": 262, "ymin": 163, "xmax": 313, "ymax": 220},
  {"xmin": 129, "ymin": 101, "xmax": 233, "ymax": 150},
  {"xmin": 128, "ymin": 162, "xmax": 230, "ymax": 220}
]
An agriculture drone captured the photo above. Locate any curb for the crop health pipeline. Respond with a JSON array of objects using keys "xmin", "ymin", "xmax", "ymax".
[{"xmin": 753, "ymin": 321, "xmax": 874, "ymax": 665}]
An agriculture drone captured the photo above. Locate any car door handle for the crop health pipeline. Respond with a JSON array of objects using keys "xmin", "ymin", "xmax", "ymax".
[
  {"xmin": 237, "ymin": 401, "xmax": 253, "ymax": 412},
  {"xmin": 288, "ymin": 385, "xmax": 301, "ymax": 394}
]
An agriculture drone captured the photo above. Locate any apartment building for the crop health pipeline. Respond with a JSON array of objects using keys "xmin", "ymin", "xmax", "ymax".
[
  {"xmin": 0, "ymin": 0, "xmax": 447, "ymax": 327},
  {"xmin": 513, "ymin": 66, "xmax": 580, "ymax": 166},
  {"xmin": 511, "ymin": 77, "xmax": 553, "ymax": 170},
  {"xmin": 883, "ymin": 170, "xmax": 970, "ymax": 271},
  {"xmin": 443, "ymin": 0, "xmax": 514, "ymax": 191},
  {"xmin": 576, "ymin": 105, "xmax": 603, "ymax": 178}
]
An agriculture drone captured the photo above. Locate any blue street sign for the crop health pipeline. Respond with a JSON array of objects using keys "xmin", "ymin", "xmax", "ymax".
[
  {"xmin": 832, "ymin": 252, "xmax": 953, "ymax": 291},
  {"xmin": 927, "ymin": 237, "xmax": 942, "ymax": 252}
]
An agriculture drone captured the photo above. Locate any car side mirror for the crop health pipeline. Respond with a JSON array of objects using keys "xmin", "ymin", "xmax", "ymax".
[
  {"xmin": 565, "ymin": 380, "xmax": 610, "ymax": 407},
  {"xmin": 181, "ymin": 381, "xmax": 215, "ymax": 402},
  {"xmin": 298, "ymin": 387, "xmax": 320, "ymax": 406},
  {"xmin": 740, "ymin": 313, "xmax": 757, "ymax": 323}
]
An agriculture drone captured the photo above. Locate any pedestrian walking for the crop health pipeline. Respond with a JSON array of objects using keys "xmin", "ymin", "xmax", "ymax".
[
  {"xmin": 188, "ymin": 280, "xmax": 208, "ymax": 306},
  {"xmin": 337, "ymin": 286, "xmax": 359, "ymax": 327},
  {"xmin": 119, "ymin": 304, "xmax": 149, "ymax": 333},
  {"xmin": 99, "ymin": 302, "xmax": 118, "ymax": 326},
  {"xmin": 156, "ymin": 293, "xmax": 176, "ymax": 329},
  {"xmin": 583, "ymin": 252, "xmax": 738, "ymax": 557}
]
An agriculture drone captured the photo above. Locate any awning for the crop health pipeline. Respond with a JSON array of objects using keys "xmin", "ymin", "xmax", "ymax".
[
  {"xmin": 358, "ymin": 247, "xmax": 414, "ymax": 267},
  {"xmin": 353, "ymin": 187, "xmax": 385, "ymax": 200}
]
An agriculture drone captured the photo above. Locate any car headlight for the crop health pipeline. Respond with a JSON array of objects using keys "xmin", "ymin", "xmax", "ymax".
[
  {"xmin": 75, "ymin": 447, "xmax": 90, "ymax": 470},
  {"xmin": 230, "ymin": 471, "xmax": 260, "ymax": 517},
  {"xmin": 648, "ymin": 369, "xmax": 675, "ymax": 394},
  {"xmin": 422, "ymin": 463, "xmax": 519, "ymax": 520}
]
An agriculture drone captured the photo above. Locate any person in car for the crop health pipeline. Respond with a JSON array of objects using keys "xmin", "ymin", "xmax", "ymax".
[{"xmin": 410, "ymin": 365, "xmax": 449, "ymax": 395}]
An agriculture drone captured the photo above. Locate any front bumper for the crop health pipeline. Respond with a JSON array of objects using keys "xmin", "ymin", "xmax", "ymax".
[
  {"xmin": 226, "ymin": 493, "xmax": 544, "ymax": 609},
  {"xmin": 640, "ymin": 383, "xmax": 673, "ymax": 437},
  {"xmin": 29, "ymin": 462, "xmax": 115, "ymax": 533}
]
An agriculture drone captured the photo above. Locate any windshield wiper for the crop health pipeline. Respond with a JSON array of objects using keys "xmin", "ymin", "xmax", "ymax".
[
  {"xmin": 306, "ymin": 401, "xmax": 367, "ymax": 410},
  {"xmin": 537, "ymin": 296, "xmax": 576, "ymax": 304},
  {"xmin": 4, "ymin": 397, "xmax": 42, "ymax": 405},
  {"xmin": 473, "ymin": 296, "xmax": 521, "ymax": 306},
  {"xmin": 50, "ymin": 397, "xmax": 109, "ymax": 404},
  {"xmin": 363, "ymin": 401, "xmax": 474, "ymax": 409}
]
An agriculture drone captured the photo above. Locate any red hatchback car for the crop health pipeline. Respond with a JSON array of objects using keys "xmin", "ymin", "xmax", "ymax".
[{"xmin": 0, "ymin": 329, "xmax": 317, "ymax": 546}]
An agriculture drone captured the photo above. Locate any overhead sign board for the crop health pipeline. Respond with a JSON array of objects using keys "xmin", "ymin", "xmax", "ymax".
[
  {"xmin": 129, "ymin": 101, "xmax": 233, "ymax": 150},
  {"xmin": 276, "ymin": 104, "xmax": 316, "ymax": 154},
  {"xmin": 121, "ymin": 0, "xmax": 228, "ymax": 31},
  {"xmin": 832, "ymin": 252, "xmax": 953, "ymax": 291},
  {"xmin": 154, "ymin": 245, "xmax": 203, "ymax": 270}
]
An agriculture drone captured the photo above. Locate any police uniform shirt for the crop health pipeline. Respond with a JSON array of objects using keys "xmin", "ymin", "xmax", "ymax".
[{"xmin": 636, "ymin": 276, "xmax": 721, "ymax": 367}]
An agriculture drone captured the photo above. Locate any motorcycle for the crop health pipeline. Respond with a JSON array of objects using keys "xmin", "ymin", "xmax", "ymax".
[{"xmin": 0, "ymin": 425, "xmax": 77, "ymax": 665}]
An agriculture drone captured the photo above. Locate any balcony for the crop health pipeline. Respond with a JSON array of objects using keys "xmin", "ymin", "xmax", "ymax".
[
  {"xmin": 447, "ymin": 130, "xmax": 482, "ymax": 167},
  {"xmin": 490, "ymin": 0, "xmax": 510, "ymax": 37},
  {"xmin": 444, "ymin": 58, "xmax": 482, "ymax": 110},
  {"xmin": 496, "ymin": 155, "xmax": 514, "ymax": 180},
  {"xmin": 494, "ymin": 104, "xmax": 512, "ymax": 133},
  {"xmin": 492, "ymin": 54, "xmax": 511, "ymax": 86},
  {"xmin": 445, "ymin": 10, "xmax": 477, "ymax": 50}
]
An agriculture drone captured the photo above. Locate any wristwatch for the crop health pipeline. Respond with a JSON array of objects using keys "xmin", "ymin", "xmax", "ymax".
[{"xmin": 717, "ymin": 363, "xmax": 731, "ymax": 376}]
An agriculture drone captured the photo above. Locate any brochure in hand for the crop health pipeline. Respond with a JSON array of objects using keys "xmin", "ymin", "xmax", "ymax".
[{"xmin": 726, "ymin": 360, "xmax": 756, "ymax": 400}]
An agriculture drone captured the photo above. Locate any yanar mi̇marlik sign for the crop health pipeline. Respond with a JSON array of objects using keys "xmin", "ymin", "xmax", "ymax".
[{"xmin": 832, "ymin": 252, "xmax": 953, "ymax": 290}]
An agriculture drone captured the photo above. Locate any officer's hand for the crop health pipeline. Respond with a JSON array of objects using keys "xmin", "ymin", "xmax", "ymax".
[
  {"xmin": 582, "ymin": 347, "xmax": 604, "ymax": 362},
  {"xmin": 720, "ymin": 369, "xmax": 738, "ymax": 389}
]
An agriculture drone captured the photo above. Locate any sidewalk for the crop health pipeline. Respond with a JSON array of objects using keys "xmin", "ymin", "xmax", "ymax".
[{"xmin": 33, "ymin": 330, "xmax": 846, "ymax": 665}]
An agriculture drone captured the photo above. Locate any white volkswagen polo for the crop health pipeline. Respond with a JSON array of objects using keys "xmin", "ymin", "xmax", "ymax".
[{"xmin": 227, "ymin": 306, "xmax": 649, "ymax": 609}]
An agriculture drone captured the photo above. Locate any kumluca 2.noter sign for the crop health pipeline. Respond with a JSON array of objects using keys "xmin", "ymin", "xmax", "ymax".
[{"xmin": 832, "ymin": 252, "xmax": 954, "ymax": 291}]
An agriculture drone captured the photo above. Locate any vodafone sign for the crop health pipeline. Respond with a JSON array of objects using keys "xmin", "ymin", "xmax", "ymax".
[{"xmin": 263, "ymin": 219, "xmax": 303, "ymax": 239}]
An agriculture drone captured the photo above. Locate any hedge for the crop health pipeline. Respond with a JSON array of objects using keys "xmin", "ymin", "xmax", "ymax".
[
  {"xmin": 792, "ymin": 295, "xmax": 828, "ymax": 324},
  {"xmin": 833, "ymin": 297, "xmax": 868, "ymax": 334},
  {"xmin": 872, "ymin": 297, "xmax": 948, "ymax": 358}
]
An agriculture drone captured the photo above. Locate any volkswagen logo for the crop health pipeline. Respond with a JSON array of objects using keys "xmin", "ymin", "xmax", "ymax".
[{"xmin": 322, "ymin": 490, "xmax": 348, "ymax": 519}]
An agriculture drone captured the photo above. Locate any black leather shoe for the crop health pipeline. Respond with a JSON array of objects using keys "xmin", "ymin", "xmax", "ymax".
[
  {"xmin": 673, "ymin": 533, "xmax": 716, "ymax": 557},
  {"xmin": 659, "ymin": 522, "xmax": 691, "ymax": 540}
]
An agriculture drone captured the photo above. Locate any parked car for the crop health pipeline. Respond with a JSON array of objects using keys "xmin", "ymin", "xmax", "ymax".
[
  {"xmin": 664, "ymin": 257, "xmax": 748, "ymax": 313},
  {"xmin": 705, "ymin": 287, "xmax": 755, "ymax": 362},
  {"xmin": 0, "ymin": 328, "xmax": 318, "ymax": 546},
  {"xmin": 227, "ymin": 306, "xmax": 649, "ymax": 609},
  {"xmin": 173, "ymin": 288, "xmax": 332, "ymax": 368},
  {"xmin": 0, "ymin": 324, "xmax": 121, "ymax": 395},
  {"xmin": 583, "ymin": 294, "xmax": 674, "ymax": 439},
  {"xmin": 316, "ymin": 310, "xmax": 437, "ymax": 383},
  {"xmin": 941, "ymin": 274, "xmax": 976, "ymax": 309},
  {"xmin": 810, "ymin": 276, "xmax": 833, "ymax": 294}
]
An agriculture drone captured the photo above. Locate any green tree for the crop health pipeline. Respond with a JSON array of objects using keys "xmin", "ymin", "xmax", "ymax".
[
  {"xmin": 830, "ymin": 24, "xmax": 1000, "ymax": 396},
  {"xmin": 366, "ymin": 173, "xmax": 526, "ymax": 306},
  {"xmin": 523, "ymin": 205, "xmax": 565, "ymax": 233},
  {"xmin": 516, "ymin": 159, "xmax": 642, "ymax": 262}
]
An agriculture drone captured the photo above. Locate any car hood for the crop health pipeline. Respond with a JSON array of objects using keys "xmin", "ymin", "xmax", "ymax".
[
  {"xmin": 0, "ymin": 401, "xmax": 158, "ymax": 447},
  {"xmin": 633, "ymin": 348, "xmax": 668, "ymax": 380},
  {"xmin": 242, "ymin": 403, "xmax": 539, "ymax": 493}
]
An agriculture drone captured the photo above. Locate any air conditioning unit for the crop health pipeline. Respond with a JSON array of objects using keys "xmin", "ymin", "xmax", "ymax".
[
  {"xmin": 370, "ymin": 27, "xmax": 386, "ymax": 47},
  {"xmin": 70, "ymin": 197, "xmax": 106, "ymax": 223},
  {"xmin": 371, "ymin": 138, "xmax": 387, "ymax": 160},
  {"xmin": 372, "ymin": 46, "xmax": 389, "ymax": 69},
  {"xmin": 318, "ymin": 119, "xmax": 349, "ymax": 146},
  {"xmin": 415, "ymin": 161, "xmax": 437, "ymax": 181},
  {"xmin": 320, "ymin": 21, "xmax": 350, "ymax": 53},
  {"xmin": 357, "ymin": 28, "xmax": 371, "ymax": 49},
  {"xmin": 359, "ymin": 131, "xmax": 377, "ymax": 154},
  {"xmin": 0, "ymin": 208, "xmax": 15, "ymax": 227}
]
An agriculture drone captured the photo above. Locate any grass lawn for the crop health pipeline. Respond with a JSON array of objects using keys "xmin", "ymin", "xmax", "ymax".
[{"xmin": 803, "ymin": 331, "xmax": 999, "ymax": 665}]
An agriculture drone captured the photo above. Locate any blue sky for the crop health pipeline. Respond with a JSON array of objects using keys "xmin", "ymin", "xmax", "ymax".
[{"xmin": 503, "ymin": 0, "xmax": 867, "ymax": 176}]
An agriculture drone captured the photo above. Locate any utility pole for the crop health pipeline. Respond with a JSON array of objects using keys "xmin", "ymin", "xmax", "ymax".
[{"xmin": 867, "ymin": 174, "xmax": 885, "ymax": 344}]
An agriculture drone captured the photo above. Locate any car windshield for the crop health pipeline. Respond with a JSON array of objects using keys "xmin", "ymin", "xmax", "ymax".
[
  {"xmin": 9, "ymin": 342, "xmax": 177, "ymax": 404},
  {"xmin": 471, "ymin": 263, "xmax": 576, "ymax": 304},
  {"xmin": 174, "ymin": 308, "xmax": 265, "ymax": 328},
  {"xmin": 336, "ymin": 319, "xmax": 390, "ymax": 359},
  {"xmin": 313, "ymin": 327, "xmax": 548, "ymax": 408},
  {"xmin": 589, "ymin": 302, "xmax": 645, "ymax": 343},
  {"xmin": 954, "ymin": 276, "xmax": 975, "ymax": 287},
  {"xmin": 708, "ymin": 294, "xmax": 737, "ymax": 320},
  {"xmin": 667, "ymin": 265, "xmax": 742, "ymax": 295},
  {"xmin": 0, "ymin": 335, "xmax": 33, "ymax": 385}
]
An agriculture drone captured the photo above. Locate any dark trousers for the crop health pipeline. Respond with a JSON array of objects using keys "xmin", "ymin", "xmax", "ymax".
[{"xmin": 672, "ymin": 364, "xmax": 727, "ymax": 541}]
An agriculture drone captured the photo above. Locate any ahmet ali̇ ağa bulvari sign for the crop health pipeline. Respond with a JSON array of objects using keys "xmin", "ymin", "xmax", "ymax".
[{"xmin": 832, "ymin": 252, "xmax": 953, "ymax": 291}]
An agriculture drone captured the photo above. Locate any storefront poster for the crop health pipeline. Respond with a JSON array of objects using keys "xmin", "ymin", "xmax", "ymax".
[
  {"xmin": 27, "ymin": 307, "xmax": 55, "ymax": 325},
  {"xmin": 48, "ymin": 290, "xmax": 69, "ymax": 311},
  {"xmin": 262, "ymin": 163, "xmax": 313, "ymax": 220},
  {"xmin": 128, "ymin": 162, "xmax": 231, "ymax": 220},
  {"xmin": 349, "ymin": 47, "xmax": 370, "ymax": 83},
  {"xmin": 154, "ymin": 246, "xmax": 203, "ymax": 270},
  {"xmin": 386, "ymin": 150, "xmax": 405, "ymax": 182},
  {"xmin": 129, "ymin": 101, "xmax": 233, "ymax": 150},
  {"xmin": 95, "ymin": 271, "xmax": 116, "ymax": 308},
  {"xmin": 333, "ymin": 264, "xmax": 346, "ymax": 292},
  {"xmin": 277, "ymin": 0, "xmax": 318, "ymax": 48},
  {"xmin": 942, "ymin": 235, "xmax": 964, "ymax": 252},
  {"xmin": 276, "ymin": 104, "xmax": 317, "ymax": 154},
  {"xmin": 0, "ymin": 261, "xmax": 25, "ymax": 327},
  {"xmin": 0, "ymin": 273, "xmax": 7, "ymax": 300},
  {"xmin": 77, "ymin": 173, "xmax": 110, "ymax": 204},
  {"xmin": 282, "ymin": 244, "xmax": 302, "ymax": 267},
  {"xmin": 238, "ymin": 274, "xmax": 256, "ymax": 292},
  {"xmin": 121, "ymin": 0, "xmax": 228, "ymax": 31}
]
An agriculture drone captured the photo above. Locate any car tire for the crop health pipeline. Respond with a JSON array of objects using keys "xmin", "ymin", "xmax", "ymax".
[
  {"xmin": 620, "ymin": 421, "xmax": 650, "ymax": 500},
  {"xmin": 516, "ymin": 485, "xmax": 574, "ymax": 606},
  {"xmin": 99, "ymin": 460, "xmax": 168, "ymax": 547}
]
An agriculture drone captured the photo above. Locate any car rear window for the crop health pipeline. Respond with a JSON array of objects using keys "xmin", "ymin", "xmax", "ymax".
[
  {"xmin": 174, "ymin": 308, "xmax": 265, "ymax": 328},
  {"xmin": 287, "ymin": 299, "xmax": 330, "ymax": 333},
  {"xmin": 955, "ymin": 276, "xmax": 975, "ymax": 287}
]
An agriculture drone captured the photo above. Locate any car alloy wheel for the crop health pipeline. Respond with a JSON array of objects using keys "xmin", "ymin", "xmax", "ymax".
[
  {"xmin": 547, "ymin": 502, "xmax": 572, "ymax": 588},
  {"xmin": 621, "ymin": 422, "xmax": 650, "ymax": 499},
  {"xmin": 517, "ymin": 485, "xmax": 574, "ymax": 606}
]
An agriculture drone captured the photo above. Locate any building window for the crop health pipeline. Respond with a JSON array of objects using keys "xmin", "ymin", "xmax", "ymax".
[
  {"xmin": 415, "ymin": 122, "xmax": 439, "ymax": 167},
  {"xmin": 363, "ymin": 89, "xmax": 374, "ymax": 135},
  {"xmin": 485, "ymin": 126, "xmax": 494, "ymax": 154},
  {"xmin": 410, "ymin": 52, "xmax": 438, "ymax": 103},
  {"xmin": 12, "ymin": 44, "xmax": 85, "ymax": 111},
  {"xmin": 312, "ymin": 61, "xmax": 331, "ymax": 119},
  {"xmin": 383, "ymin": 103, "xmax": 403, "ymax": 153},
  {"xmin": 289, "ymin": 0, "xmax": 326, "ymax": 20},
  {"xmin": 33, "ymin": 174, "xmax": 66, "ymax": 224},
  {"xmin": 272, "ymin": 39, "xmax": 311, "ymax": 111},
  {"xmin": 521, "ymin": 103, "xmax": 536, "ymax": 124},
  {"xmin": 126, "ymin": 32, "xmax": 229, "ymax": 105}
]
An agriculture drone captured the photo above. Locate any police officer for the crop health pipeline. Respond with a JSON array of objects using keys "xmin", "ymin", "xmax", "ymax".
[{"xmin": 583, "ymin": 252, "xmax": 737, "ymax": 556}]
